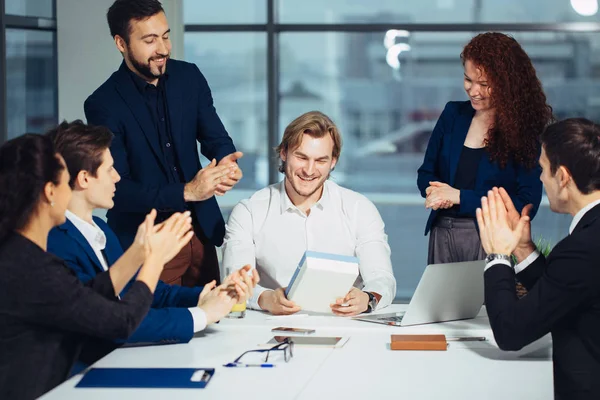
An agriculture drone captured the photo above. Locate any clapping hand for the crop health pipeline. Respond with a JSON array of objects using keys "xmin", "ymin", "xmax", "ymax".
[{"xmin": 475, "ymin": 188, "xmax": 529, "ymax": 256}]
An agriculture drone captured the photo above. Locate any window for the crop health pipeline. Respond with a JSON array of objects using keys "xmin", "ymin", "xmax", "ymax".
[
  {"xmin": 5, "ymin": 29, "xmax": 56, "ymax": 139},
  {"xmin": 5, "ymin": 0, "xmax": 54, "ymax": 19},
  {"xmin": 184, "ymin": 33, "xmax": 268, "ymax": 194},
  {"xmin": 2, "ymin": 0, "xmax": 57, "ymax": 141}
]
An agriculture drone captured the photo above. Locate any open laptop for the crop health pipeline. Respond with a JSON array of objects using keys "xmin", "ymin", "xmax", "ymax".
[{"xmin": 353, "ymin": 260, "xmax": 485, "ymax": 327}]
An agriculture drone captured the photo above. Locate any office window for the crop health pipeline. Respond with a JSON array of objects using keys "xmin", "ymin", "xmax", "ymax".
[
  {"xmin": 183, "ymin": 0, "xmax": 266, "ymax": 24},
  {"xmin": 5, "ymin": 0, "xmax": 54, "ymax": 18},
  {"xmin": 277, "ymin": 0, "xmax": 600, "ymax": 24},
  {"xmin": 5, "ymin": 29, "xmax": 56, "ymax": 139},
  {"xmin": 184, "ymin": 32, "xmax": 268, "ymax": 201}
]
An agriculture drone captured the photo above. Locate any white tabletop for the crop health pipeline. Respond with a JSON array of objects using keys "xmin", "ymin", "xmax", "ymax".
[{"xmin": 40, "ymin": 305, "xmax": 553, "ymax": 400}]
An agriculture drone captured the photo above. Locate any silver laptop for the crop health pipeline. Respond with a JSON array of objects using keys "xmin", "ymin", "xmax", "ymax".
[{"xmin": 354, "ymin": 260, "xmax": 485, "ymax": 326}]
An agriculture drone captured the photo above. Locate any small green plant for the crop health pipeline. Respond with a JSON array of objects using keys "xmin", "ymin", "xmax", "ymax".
[
  {"xmin": 512, "ymin": 236, "xmax": 553, "ymax": 265},
  {"xmin": 514, "ymin": 237, "xmax": 553, "ymax": 298},
  {"xmin": 535, "ymin": 237, "xmax": 553, "ymax": 257}
]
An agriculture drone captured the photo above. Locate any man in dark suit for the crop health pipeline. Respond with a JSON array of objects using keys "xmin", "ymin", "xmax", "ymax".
[
  {"xmin": 476, "ymin": 118, "xmax": 600, "ymax": 399},
  {"xmin": 85, "ymin": 0, "xmax": 242, "ymax": 287}
]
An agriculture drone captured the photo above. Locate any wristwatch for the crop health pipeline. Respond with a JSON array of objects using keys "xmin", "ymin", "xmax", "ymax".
[
  {"xmin": 364, "ymin": 291, "xmax": 377, "ymax": 313},
  {"xmin": 485, "ymin": 253, "xmax": 512, "ymax": 265}
]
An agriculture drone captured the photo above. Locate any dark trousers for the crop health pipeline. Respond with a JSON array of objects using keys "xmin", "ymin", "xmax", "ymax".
[
  {"xmin": 160, "ymin": 225, "xmax": 220, "ymax": 287},
  {"xmin": 427, "ymin": 216, "xmax": 486, "ymax": 265}
]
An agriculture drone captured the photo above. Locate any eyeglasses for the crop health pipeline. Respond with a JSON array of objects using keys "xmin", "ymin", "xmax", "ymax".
[{"xmin": 224, "ymin": 337, "xmax": 294, "ymax": 368}]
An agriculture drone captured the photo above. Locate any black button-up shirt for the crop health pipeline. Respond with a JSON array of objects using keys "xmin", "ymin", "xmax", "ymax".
[{"xmin": 128, "ymin": 69, "xmax": 184, "ymax": 183}]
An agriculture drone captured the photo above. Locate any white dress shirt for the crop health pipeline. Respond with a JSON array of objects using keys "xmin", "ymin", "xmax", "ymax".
[
  {"xmin": 222, "ymin": 180, "xmax": 397, "ymax": 310},
  {"xmin": 66, "ymin": 210, "xmax": 109, "ymax": 271},
  {"xmin": 485, "ymin": 199, "xmax": 600, "ymax": 272},
  {"xmin": 65, "ymin": 210, "xmax": 207, "ymax": 332}
]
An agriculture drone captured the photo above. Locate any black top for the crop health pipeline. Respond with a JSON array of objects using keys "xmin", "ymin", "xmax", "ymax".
[
  {"xmin": 0, "ymin": 233, "xmax": 153, "ymax": 400},
  {"xmin": 439, "ymin": 146, "xmax": 485, "ymax": 217},
  {"xmin": 485, "ymin": 204, "xmax": 600, "ymax": 399},
  {"xmin": 128, "ymin": 69, "xmax": 184, "ymax": 183}
]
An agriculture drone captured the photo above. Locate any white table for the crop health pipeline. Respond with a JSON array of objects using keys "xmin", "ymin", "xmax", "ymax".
[{"xmin": 41, "ymin": 305, "xmax": 553, "ymax": 400}]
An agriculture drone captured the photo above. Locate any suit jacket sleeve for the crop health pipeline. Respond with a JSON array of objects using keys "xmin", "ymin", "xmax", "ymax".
[
  {"xmin": 484, "ymin": 237, "xmax": 599, "ymax": 351},
  {"xmin": 123, "ymin": 307, "xmax": 194, "ymax": 344},
  {"xmin": 459, "ymin": 154, "xmax": 543, "ymax": 217},
  {"xmin": 193, "ymin": 64, "xmax": 237, "ymax": 162},
  {"xmin": 47, "ymin": 231, "xmax": 97, "ymax": 284},
  {"xmin": 16, "ymin": 258, "xmax": 153, "ymax": 340},
  {"xmin": 417, "ymin": 102, "xmax": 456, "ymax": 198},
  {"xmin": 516, "ymin": 253, "xmax": 546, "ymax": 290},
  {"xmin": 152, "ymin": 280, "xmax": 202, "ymax": 308},
  {"xmin": 84, "ymin": 97, "xmax": 187, "ymax": 213}
]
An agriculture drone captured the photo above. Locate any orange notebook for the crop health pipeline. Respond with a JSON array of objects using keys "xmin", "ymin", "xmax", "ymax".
[{"xmin": 390, "ymin": 334, "xmax": 447, "ymax": 351}]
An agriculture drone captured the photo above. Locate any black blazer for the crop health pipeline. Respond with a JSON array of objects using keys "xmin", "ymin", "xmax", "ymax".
[
  {"xmin": 485, "ymin": 203, "xmax": 600, "ymax": 400},
  {"xmin": 84, "ymin": 59, "xmax": 237, "ymax": 249},
  {"xmin": 0, "ymin": 233, "xmax": 153, "ymax": 400}
]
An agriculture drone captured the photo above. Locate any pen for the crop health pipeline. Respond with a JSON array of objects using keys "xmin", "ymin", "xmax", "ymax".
[
  {"xmin": 223, "ymin": 363, "xmax": 275, "ymax": 368},
  {"xmin": 446, "ymin": 336, "xmax": 487, "ymax": 342}
]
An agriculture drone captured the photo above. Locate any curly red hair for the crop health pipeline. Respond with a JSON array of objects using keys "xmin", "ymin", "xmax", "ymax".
[{"xmin": 461, "ymin": 32, "xmax": 553, "ymax": 168}]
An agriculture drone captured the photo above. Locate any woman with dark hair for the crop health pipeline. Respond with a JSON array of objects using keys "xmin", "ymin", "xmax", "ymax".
[
  {"xmin": 0, "ymin": 134, "xmax": 194, "ymax": 399},
  {"xmin": 417, "ymin": 32, "xmax": 552, "ymax": 264}
]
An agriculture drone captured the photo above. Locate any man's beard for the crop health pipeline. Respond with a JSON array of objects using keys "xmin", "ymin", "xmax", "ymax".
[{"xmin": 127, "ymin": 47, "xmax": 169, "ymax": 81}]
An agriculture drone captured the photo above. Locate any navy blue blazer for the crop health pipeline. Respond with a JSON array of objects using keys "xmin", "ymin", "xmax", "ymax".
[
  {"xmin": 84, "ymin": 59, "xmax": 237, "ymax": 249},
  {"xmin": 48, "ymin": 217, "xmax": 203, "ymax": 344},
  {"xmin": 417, "ymin": 101, "xmax": 543, "ymax": 235}
]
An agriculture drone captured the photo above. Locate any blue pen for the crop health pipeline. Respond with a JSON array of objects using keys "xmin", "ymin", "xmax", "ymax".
[{"xmin": 223, "ymin": 362, "xmax": 275, "ymax": 368}]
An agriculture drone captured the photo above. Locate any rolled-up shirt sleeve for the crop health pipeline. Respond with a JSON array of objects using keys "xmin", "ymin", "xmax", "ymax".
[
  {"xmin": 222, "ymin": 200, "xmax": 263, "ymax": 309},
  {"xmin": 353, "ymin": 197, "xmax": 396, "ymax": 310}
]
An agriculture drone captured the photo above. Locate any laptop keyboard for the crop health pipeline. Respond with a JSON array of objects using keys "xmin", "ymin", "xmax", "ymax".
[{"xmin": 378, "ymin": 315, "xmax": 404, "ymax": 322}]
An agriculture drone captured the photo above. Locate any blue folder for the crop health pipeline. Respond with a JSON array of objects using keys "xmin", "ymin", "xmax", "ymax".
[{"xmin": 76, "ymin": 368, "xmax": 215, "ymax": 389}]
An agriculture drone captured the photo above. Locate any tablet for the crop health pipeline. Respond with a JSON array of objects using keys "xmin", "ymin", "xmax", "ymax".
[{"xmin": 266, "ymin": 336, "xmax": 349, "ymax": 348}]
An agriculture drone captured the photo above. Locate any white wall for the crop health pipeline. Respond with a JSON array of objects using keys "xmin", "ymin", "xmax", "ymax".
[{"xmin": 57, "ymin": 0, "xmax": 184, "ymax": 122}]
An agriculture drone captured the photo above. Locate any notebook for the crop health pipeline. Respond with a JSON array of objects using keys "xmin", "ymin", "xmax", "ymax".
[
  {"xmin": 76, "ymin": 368, "xmax": 215, "ymax": 389},
  {"xmin": 285, "ymin": 251, "xmax": 359, "ymax": 313}
]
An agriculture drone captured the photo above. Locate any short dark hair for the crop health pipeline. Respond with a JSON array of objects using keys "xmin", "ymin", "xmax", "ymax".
[
  {"xmin": 46, "ymin": 120, "xmax": 114, "ymax": 189},
  {"xmin": 541, "ymin": 118, "xmax": 600, "ymax": 195},
  {"xmin": 0, "ymin": 134, "xmax": 64, "ymax": 244},
  {"xmin": 107, "ymin": 0, "xmax": 164, "ymax": 43}
]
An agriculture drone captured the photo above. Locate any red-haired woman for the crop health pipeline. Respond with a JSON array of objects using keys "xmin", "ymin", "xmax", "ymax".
[{"xmin": 417, "ymin": 32, "xmax": 553, "ymax": 264}]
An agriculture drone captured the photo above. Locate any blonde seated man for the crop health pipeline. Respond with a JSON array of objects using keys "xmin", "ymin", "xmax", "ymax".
[{"xmin": 223, "ymin": 111, "xmax": 396, "ymax": 316}]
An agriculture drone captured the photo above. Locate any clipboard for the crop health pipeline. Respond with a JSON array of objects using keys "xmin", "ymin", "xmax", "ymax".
[{"xmin": 76, "ymin": 367, "xmax": 215, "ymax": 389}]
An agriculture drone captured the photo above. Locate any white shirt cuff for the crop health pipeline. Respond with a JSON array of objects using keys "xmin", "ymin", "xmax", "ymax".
[
  {"xmin": 188, "ymin": 307, "xmax": 207, "ymax": 333},
  {"xmin": 514, "ymin": 250, "xmax": 540, "ymax": 274},
  {"xmin": 248, "ymin": 286, "xmax": 271, "ymax": 310},
  {"xmin": 484, "ymin": 259, "xmax": 512, "ymax": 272}
]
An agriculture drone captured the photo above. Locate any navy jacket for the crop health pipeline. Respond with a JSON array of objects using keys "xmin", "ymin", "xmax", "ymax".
[
  {"xmin": 48, "ymin": 217, "xmax": 202, "ymax": 345},
  {"xmin": 417, "ymin": 101, "xmax": 543, "ymax": 235},
  {"xmin": 485, "ymin": 204, "xmax": 600, "ymax": 399},
  {"xmin": 84, "ymin": 59, "xmax": 237, "ymax": 249}
]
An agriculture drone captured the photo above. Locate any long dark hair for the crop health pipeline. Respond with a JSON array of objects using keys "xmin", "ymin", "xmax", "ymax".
[{"xmin": 0, "ymin": 134, "xmax": 64, "ymax": 244}]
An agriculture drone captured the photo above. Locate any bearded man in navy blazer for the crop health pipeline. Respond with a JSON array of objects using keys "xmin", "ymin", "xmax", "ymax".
[
  {"xmin": 85, "ymin": 0, "xmax": 242, "ymax": 287},
  {"xmin": 477, "ymin": 118, "xmax": 600, "ymax": 400}
]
